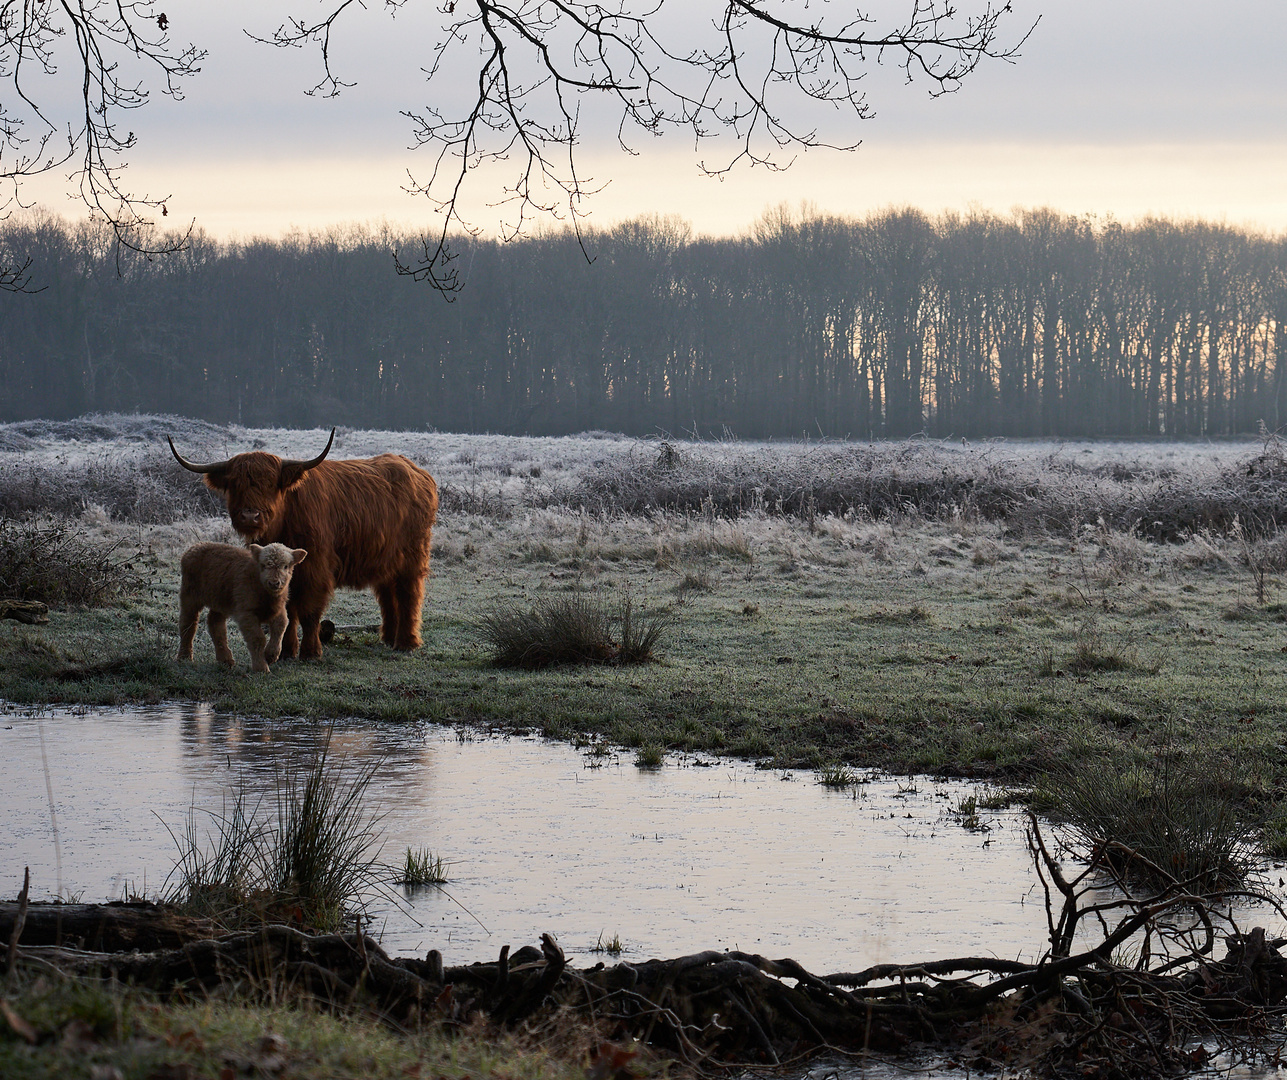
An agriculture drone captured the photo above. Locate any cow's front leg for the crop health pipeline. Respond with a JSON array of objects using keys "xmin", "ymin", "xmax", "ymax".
[
  {"xmin": 375, "ymin": 583, "xmax": 400, "ymax": 647},
  {"xmin": 392, "ymin": 574, "xmax": 425, "ymax": 650},
  {"xmin": 297, "ymin": 600, "xmax": 328, "ymax": 659}
]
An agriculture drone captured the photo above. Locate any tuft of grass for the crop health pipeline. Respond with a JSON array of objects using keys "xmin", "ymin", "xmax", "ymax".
[
  {"xmin": 951, "ymin": 794, "xmax": 989, "ymax": 832},
  {"xmin": 976, "ymin": 787, "xmax": 1018, "ymax": 811},
  {"xmin": 0, "ymin": 515, "xmax": 145, "ymax": 607},
  {"xmin": 164, "ymin": 744, "xmax": 386, "ymax": 932},
  {"xmin": 617, "ymin": 593, "xmax": 669, "ymax": 663},
  {"xmin": 1222, "ymin": 602, "xmax": 1260, "ymax": 622},
  {"xmin": 1041, "ymin": 756, "xmax": 1258, "ymax": 894},
  {"xmin": 396, "ymin": 846, "xmax": 448, "ymax": 887},
  {"xmin": 816, "ymin": 763, "xmax": 859, "ymax": 788},
  {"xmin": 478, "ymin": 593, "xmax": 669, "ymax": 668},
  {"xmin": 857, "ymin": 604, "xmax": 933, "ymax": 626},
  {"xmin": 674, "ymin": 567, "xmax": 712, "ymax": 602},
  {"xmin": 1066, "ymin": 619, "xmax": 1143, "ymax": 675},
  {"xmin": 268, "ymin": 750, "xmax": 386, "ymax": 929},
  {"xmin": 591, "ymin": 931, "xmax": 624, "ymax": 955},
  {"xmin": 163, "ymin": 783, "xmax": 265, "ymax": 921},
  {"xmin": 1260, "ymin": 814, "xmax": 1287, "ymax": 859},
  {"xmin": 634, "ymin": 743, "xmax": 664, "ymax": 769}
]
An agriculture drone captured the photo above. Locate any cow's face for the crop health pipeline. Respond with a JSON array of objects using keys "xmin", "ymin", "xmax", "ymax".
[
  {"xmin": 168, "ymin": 429, "xmax": 334, "ymax": 540},
  {"xmin": 203, "ymin": 454, "xmax": 313, "ymax": 540}
]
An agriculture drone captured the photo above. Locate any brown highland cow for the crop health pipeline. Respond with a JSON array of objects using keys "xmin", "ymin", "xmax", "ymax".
[
  {"xmin": 168, "ymin": 429, "xmax": 438, "ymax": 659},
  {"xmin": 178, "ymin": 542, "xmax": 308, "ymax": 673}
]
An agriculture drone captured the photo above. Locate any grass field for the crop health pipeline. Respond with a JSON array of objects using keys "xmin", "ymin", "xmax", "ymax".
[
  {"xmin": 5, "ymin": 415, "xmax": 1287, "ymax": 1079},
  {"xmin": 3, "ymin": 447, "xmax": 1286, "ymax": 810}
]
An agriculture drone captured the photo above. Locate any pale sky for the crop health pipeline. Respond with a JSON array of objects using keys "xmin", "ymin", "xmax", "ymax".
[{"xmin": 23, "ymin": 1, "xmax": 1287, "ymax": 239}]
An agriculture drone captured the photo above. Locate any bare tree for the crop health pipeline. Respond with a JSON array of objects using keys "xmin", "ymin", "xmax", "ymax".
[
  {"xmin": 0, "ymin": 0, "xmax": 204, "ymax": 287},
  {"xmin": 266, "ymin": 1, "xmax": 1033, "ymax": 290},
  {"xmin": 0, "ymin": 2, "xmax": 1028, "ymax": 294}
]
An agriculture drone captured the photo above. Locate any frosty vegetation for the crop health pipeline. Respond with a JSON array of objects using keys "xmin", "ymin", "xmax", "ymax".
[{"xmin": 0, "ymin": 413, "xmax": 1281, "ymax": 544}]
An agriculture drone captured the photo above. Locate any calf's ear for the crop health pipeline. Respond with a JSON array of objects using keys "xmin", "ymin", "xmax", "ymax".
[
  {"xmin": 248, "ymin": 544, "xmax": 263, "ymax": 558},
  {"xmin": 291, "ymin": 548, "xmax": 308, "ymax": 565}
]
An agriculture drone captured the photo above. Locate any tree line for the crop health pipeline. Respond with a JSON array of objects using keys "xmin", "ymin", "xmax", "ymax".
[{"xmin": 1, "ymin": 206, "xmax": 1285, "ymax": 439}]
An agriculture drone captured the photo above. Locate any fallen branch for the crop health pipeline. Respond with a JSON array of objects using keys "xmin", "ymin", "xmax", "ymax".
[{"xmin": 0, "ymin": 599, "xmax": 48, "ymax": 624}]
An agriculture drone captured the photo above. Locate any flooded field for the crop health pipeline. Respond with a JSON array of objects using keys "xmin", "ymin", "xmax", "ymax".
[{"xmin": 0, "ymin": 703, "xmax": 1067, "ymax": 972}]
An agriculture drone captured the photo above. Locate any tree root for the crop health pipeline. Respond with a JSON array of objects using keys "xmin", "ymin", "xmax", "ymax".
[
  {"xmin": 6, "ymin": 818, "xmax": 1287, "ymax": 1077},
  {"xmin": 5, "ymin": 914, "xmax": 1287, "ymax": 1076}
]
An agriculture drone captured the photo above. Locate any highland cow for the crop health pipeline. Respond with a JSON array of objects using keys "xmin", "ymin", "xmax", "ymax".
[
  {"xmin": 168, "ymin": 429, "xmax": 438, "ymax": 659},
  {"xmin": 177, "ymin": 542, "xmax": 308, "ymax": 673}
]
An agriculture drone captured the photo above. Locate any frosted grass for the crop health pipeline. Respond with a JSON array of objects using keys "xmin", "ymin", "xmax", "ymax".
[{"xmin": 0, "ymin": 412, "xmax": 1273, "ymax": 538}]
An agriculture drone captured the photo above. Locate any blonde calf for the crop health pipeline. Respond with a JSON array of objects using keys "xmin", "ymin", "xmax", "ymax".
[{"xmin": 178, "ymin": 542, "xmax": 307, "ymax": 672}]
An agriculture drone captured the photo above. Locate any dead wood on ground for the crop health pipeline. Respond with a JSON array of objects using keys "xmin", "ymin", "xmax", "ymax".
[{"xmin": 4, "ymin": 820, "xmax": 1287, "ymax": 1077}]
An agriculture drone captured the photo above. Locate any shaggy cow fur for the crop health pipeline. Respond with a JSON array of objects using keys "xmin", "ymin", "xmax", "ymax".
[
  {"xmin": 169, "ymin": 430, "xmax": 438, "ymax": 659},
  {"xmin": 177, "ymin": 542, "xmax": 308, "ymax": 673}
]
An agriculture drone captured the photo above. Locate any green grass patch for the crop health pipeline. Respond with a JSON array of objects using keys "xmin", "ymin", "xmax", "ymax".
[
  {"xmin": 396, "ymin": 847, "xmax": 449, "ymax": 887},
  {"xmin": 5, "ymin": 515, "xmax": 1287, "ymax": 809},
  {"xmin": 0, "ymin": 968, "xmax": 631, "ymax": 1080},
  {"xmin": 816, "ymin": 763, "xmax": 861, "ymax": 788},
  {"xmin": 591, "ymin": 931, "xmax": 624, "ymax": 955}
]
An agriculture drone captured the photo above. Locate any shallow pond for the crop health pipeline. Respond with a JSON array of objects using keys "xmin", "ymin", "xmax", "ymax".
[{"xmin": 2, "ymin": 703, "xmax": 1281, "ymax": 977}]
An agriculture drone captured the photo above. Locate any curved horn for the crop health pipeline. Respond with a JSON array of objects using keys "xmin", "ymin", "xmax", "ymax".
[
  {"xmin": 167, "ymin": 435, "xmax": 231, "ymax": 474},
  {"xmin": 280, "ymin": 428, "xmax": 335, "ymax": 471}
]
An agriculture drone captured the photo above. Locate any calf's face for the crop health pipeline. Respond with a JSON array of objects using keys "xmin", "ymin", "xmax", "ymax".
[{"xmin": 249, "ymin": 544, "xmax": 308, "ymax": 594}]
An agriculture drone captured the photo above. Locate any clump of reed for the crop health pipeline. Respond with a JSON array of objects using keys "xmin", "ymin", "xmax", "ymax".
[
  {"xmin": 396, "ymin": 847, "xmax": 449, "ymax": 888},
  {"xmin": 164, "ymin": 746, "xmax": 386, "ymax": 932},
  {"xmin": 1040, "ymin": 755, "xmax": 1258, "ymax": 894},
  {"xmin": 592, "ymin": 932, "xmax": 624, "ymax": 955},
  {"xmin": 476, "ymin": 593, "xmax": 669, "ymax": 668},
  {"xmin": 0, "ymin": 515, "xmax": 145, "ymax": 606}
]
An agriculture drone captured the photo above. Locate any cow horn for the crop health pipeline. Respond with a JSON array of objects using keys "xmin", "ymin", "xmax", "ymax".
[
  {"xmin": 280, "ymin": 428, "xmax": 335, "ymax": 471},
  {"xmin": 167, "ymin": 436, "xmax": 230, "ymax": 474}
]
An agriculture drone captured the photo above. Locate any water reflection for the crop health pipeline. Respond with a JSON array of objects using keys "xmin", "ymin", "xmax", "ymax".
[{"xmin": 5, "ymin": 703, "xmax": 1277, "ymax": 976}]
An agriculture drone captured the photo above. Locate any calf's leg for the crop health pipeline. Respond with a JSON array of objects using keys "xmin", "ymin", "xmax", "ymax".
[
  {"xmin": 207, "ymin": 611, "xmax": 235, "ymax": 668},
  {"xmin": 177, "ymin": 599, "xmax": 201, "ymax": 661},
  {"xmin": 236, "ymin": 614, "xmax": 271, "ymax": 673},
  {"xmin": 264, "ymin": 611, "xmax": 288, "ymax": 665}
]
